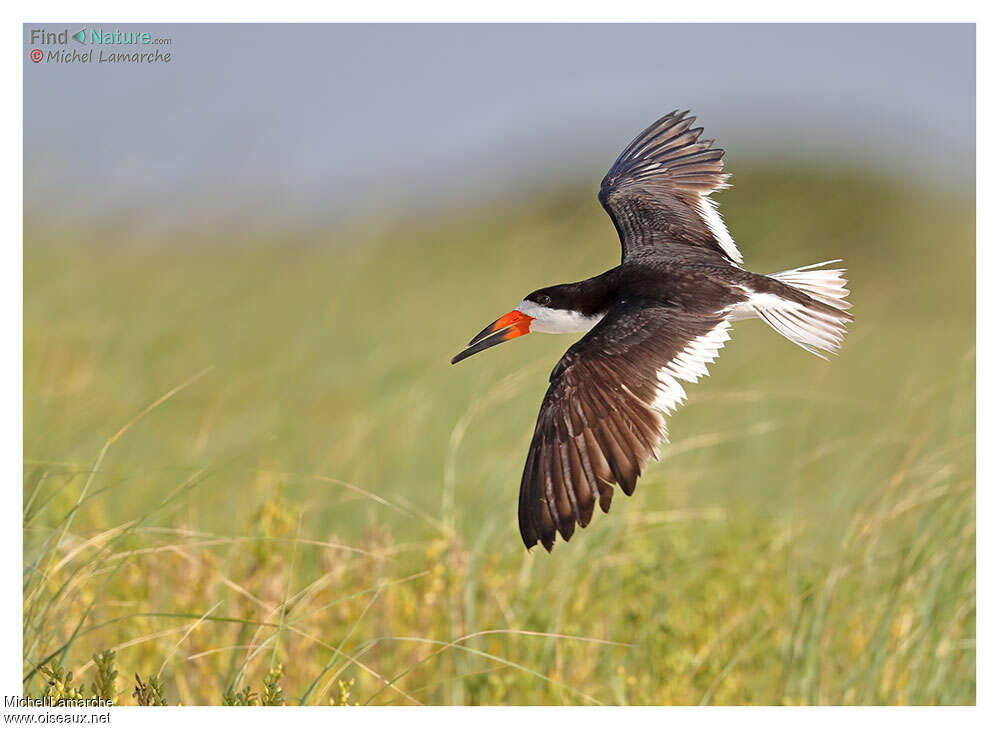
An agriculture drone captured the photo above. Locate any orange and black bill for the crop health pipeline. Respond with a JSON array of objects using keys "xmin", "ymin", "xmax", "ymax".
[{"xmin": 450, "ymin": 310, "xmax": 533, "ymax": 364}]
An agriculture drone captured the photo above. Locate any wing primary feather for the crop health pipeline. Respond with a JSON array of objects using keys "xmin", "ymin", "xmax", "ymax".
[
  {"xmin": 566, "ymin": 438, "xmax": 594, "ymax": 526},
  {"xmin": 557, "ymin": 429, "xmax": 584, "ymax": 526},
  {"xmin": 600, "ymin": 416, "xmax": 640, "ymax": 495},
  {"xmin": 572, "ymin": 432, "xmax": 600, "ymax": 519},
  {"xmin": 661, "ymin": 148, "xmax": 725, "ymax": 167},
  {"xmin": 536, "ymin": 440, "xmax": 557, "ymax": 551},
  {"xmin": 614, "ymin": 109, "xmax": 684, "ymax": 163},
  {"xmin": 582, "ymin": 428, "xmax": 615, "ymax": 512},
  {"xmin": 668, "ymin": 162, "xmax": 727, "ymax": 179},
  {"xmin": 624, "ymin": 113, "xmax": 695, "ymax": 163},
  {"xmin": 551, "ymin": 440, "xmax": 577, "ymax": 540},
  {"xmin": 593, "ymin": 419, "xmax": 634, "ymax": 495},
  {"xmin": 540, "ymin": 438, "xmax": 567, "ymax": 546},
  {"xmin": 518, "ymin": 444, "xmax": 540, "ymax": 549},
  {"xmin": 639, "ymin": 128, "xmax": 705, "ymax": 160}
]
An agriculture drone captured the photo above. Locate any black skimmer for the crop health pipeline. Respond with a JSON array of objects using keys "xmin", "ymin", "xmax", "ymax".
[{"xmin": 451, "ymin": 110, "xmax": 853, "ymax": 552}]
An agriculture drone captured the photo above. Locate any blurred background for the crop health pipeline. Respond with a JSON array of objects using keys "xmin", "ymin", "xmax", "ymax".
[
  {"xmin": 23, "ymin": 24, "xmax": 975, "ymax": 706},
  {"xmin": 25, "ymin": 23, "xmax": 973, "ymax": 233}
]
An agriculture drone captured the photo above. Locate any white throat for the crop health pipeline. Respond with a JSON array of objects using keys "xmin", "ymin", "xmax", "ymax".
[{"xmin": 516, "ymin": 300, "xmax": 605, "ymax": 335}]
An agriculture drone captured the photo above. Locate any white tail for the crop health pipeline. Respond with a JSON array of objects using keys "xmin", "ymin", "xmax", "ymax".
[{"xmin": 748, "ymin": 260, "xmax": 853, "ymax": 359}]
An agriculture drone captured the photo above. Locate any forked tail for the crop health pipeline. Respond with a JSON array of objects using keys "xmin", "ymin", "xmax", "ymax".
[{"xmin": 748, "ymin": 260, "xmax": 853, "ymax": 358}]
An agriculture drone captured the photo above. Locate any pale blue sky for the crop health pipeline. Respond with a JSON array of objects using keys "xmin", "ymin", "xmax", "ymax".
[{"xmin": 24, "ymin": 23, "xmax": 974, "ymax": 232}]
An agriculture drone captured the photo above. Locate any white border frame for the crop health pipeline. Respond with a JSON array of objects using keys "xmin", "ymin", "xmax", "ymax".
[{"xmin": 6, "ymin": 5, "xmax": 989, "ymax": 724}]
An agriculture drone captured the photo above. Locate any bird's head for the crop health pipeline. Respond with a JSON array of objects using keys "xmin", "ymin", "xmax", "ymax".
[{"xmin": 450, "ymin": 284, "xmax": 603, "ymax": 364}]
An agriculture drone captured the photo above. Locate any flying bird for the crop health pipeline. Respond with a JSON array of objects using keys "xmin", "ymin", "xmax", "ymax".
[{"xmin": 450, "ymin": 110, "xmax": 853, "ymax": 552}]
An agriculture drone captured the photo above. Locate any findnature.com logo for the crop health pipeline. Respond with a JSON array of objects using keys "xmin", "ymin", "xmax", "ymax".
[{"xmin": 28, "ymin": 27, "xmax": 173, "ymax": 64}]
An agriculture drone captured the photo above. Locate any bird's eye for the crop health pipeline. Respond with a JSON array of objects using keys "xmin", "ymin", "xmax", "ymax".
[{"xmin": 539, "ymin": 295, "xmax": 551, "ymax": 306}]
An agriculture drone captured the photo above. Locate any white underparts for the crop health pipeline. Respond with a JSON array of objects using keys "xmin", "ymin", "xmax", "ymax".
[{"xmin": 516, "ymin": 301, "xmax": 605, "ymax": 334}]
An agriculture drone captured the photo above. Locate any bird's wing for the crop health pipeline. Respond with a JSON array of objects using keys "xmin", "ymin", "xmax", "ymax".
[
  {"xmin": 518, "ymin": 299, "xmax": 732, "ymax": 551},
  {"xmin": 599, "ymin": 110, "xmax": 742, "ymax": 264}
]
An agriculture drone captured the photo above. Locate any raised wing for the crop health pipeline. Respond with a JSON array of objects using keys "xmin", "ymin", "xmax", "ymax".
[
  {"xmin": 599, "ymin": 110, "xmax": 742, "ymax": 264},
  {"xmin": 518, "ymin": 300, "xmax": 732, "ymax": 551}
]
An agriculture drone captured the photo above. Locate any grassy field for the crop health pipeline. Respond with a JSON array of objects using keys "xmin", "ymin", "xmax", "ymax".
[{"xmin": 23, "ymin": 167, "xmax": 975, "ymax": 705}]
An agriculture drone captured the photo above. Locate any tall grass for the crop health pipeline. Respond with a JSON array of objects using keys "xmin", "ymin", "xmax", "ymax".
[{"xmin": 22, "ymin": 167, "xmax": 974, "ymax": 704}]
